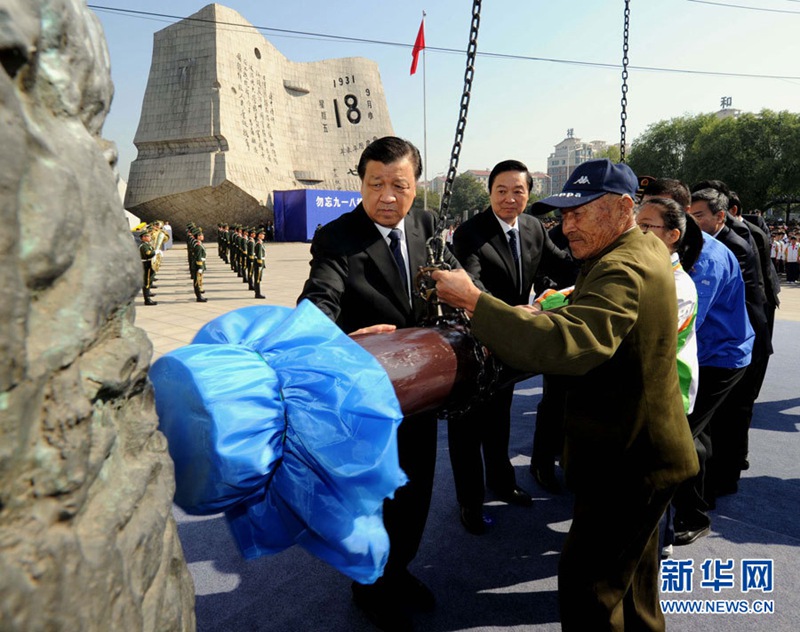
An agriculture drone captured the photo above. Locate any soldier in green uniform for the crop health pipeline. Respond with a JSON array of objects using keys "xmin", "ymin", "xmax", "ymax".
[
  {"xmin": 253, "ymin": 227, "xmax": 267, "ymax": 299},
  {"xmin": 219, "ymin": 222, "xmax": 229, "ymax": 264},
  {"xmin": 151, "ymin": 220, "xmax": 169, "ymax": 273},
  {"xmin": 228, "ymin": 224, "xmax": 237, "ymax": 274},
  {"xmin": 246, "ymin": 227, "xmax": 256, "ymax": 290},
  {"xmin": 233, "ymin": 225, "xmax": 243, "ymax": 278},
  {"xmin": 192, "ymin": 227, "xmax": 208, "ymax": 302},
  {"xmin": 186, "ymin": 222, "xmax": 197, "ymax": 281},
  {"xmin": 139, "ymin": 231, "xmax": 157, "ymax": 306},
  {"xmin": 241, "ymin": 226, "xmax": 250, "ymax": 286}
]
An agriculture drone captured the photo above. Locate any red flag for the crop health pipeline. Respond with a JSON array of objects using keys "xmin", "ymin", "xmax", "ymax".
[{"xmin": 410, "ymin": 19, "xmax": 425, "ymax": 75}]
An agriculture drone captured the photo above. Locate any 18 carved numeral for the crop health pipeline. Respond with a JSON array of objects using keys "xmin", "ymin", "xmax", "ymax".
[{"xmin": 333, "ymin": 94, "xmax": 361, "ymax": 127}]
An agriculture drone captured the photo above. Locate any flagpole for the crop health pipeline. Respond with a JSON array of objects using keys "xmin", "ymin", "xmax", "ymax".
[{"xmin": 421, "ymin": 11, "xmax": 428, "ymax": 211}]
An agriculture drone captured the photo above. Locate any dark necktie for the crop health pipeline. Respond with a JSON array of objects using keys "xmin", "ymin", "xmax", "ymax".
[
  {"xmin": 388, "ymin": 228, "xmax": 409, "ymax": 295},
  {"xmin": 508, "ymin": 228, "xmax": 521, "ymax": 291},
  {"xmin": 508, "ymin": 228, "xmax": 520, "ymax": 264}
]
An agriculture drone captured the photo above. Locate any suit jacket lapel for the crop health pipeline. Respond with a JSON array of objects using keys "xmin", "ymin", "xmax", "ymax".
[
  {"xmin": 717, "ymin": 225, "xmax": 732, "ymax": 248},
  {"xmin": 405, "ymin": 212, "xmax": 431, "ymax": 317},
  {"xmin": 356, "ymin": 206, "xmax": 413, "ymax": 312},
  {"xmin": 485, "ymin": 211, "xmax": 520, "ymax": 289},
  {"xmin": 406, "ymin": 213, "xmax": 427, "ymax": 281},
  {"xmin": 518, "ymin": 215, "xmax": 535, "ymax": 295}
]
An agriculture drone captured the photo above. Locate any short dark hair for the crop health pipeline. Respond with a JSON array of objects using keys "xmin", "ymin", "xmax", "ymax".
[
  {"xmin": 691, "ymin": 179, "xmax": 730, "ymax": 197},
  {"xmin": 357, "ymin": 136, "xmax": 422, "ymax": 181},
  {"xmin": 691, "ymin": 187, "xmax": 729, "ymax": 215},
  {"xmin": 642, "ymin": 178, "xmax": 691, "ymax": 210},
  {"xmin": 728, "ymin": 190, "xmax": 742, "ymax": 215},
  {"xmin": 638, "ymin": 197, "xmax": 704, "ymax": 271},
  {"xmin": 488, "ymin": 160, "xmax": 532, "ymax": 193}
]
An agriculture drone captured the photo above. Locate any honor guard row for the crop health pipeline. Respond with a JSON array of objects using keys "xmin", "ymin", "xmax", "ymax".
[{"xmin": 217, "ymin": 223, "xmax": 267, "ymax": 300}]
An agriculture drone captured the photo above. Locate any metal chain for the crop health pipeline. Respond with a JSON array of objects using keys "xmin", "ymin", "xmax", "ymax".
[
  {"xmin": 438, "ymin": 0, "xmax": 481, "ymax": 220},
  {"xmin": 619, "ymin": 0, "xmax": 630, "ymax": 163},
  {"xmin": 414, "ymin": 0, "xmax": 497, "ymax": 418},
  {"xmin": 416, "ymin": 0, "xmax": 481, "ymax": 314}
]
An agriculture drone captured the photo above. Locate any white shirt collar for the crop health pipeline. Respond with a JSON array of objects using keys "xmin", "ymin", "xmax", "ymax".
[
  {"xmin": 375, "ymin": 219, "xmax": 406, "ymax": 241},
  {"xmin": 493, "ymin": 213, "xmax": 518, "ymax": 233}
]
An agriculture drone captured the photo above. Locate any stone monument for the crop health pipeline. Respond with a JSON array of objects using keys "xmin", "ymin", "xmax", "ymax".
[
  {"xmin": 124, "ymin": 3, "xmax": 395, "ymax": 241},
  {"xmin": 0, "ymin": 1, "xmax": 194, "ymax": 629}
]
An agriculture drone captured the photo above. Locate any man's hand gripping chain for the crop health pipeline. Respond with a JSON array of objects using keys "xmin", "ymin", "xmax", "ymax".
[
  {"xmin": 413, "ymin": 233, "xmax": 504, "ymax": 418},
  {"xmin": 415, "ymin": 233, "xmax": 464, "ymax": 326}
]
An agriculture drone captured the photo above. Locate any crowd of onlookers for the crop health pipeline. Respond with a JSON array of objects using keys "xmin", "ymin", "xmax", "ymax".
[{"xmin": 765, "ymin": 220, "xmax": 800, "ymax": 282}]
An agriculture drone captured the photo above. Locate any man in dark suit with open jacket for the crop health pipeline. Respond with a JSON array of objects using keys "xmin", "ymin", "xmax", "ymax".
[
  {"xmin": 448, "ymin": 160, "xmax": 577, "ymax": 534},
  {"xmin": 298, "ymin": 136, "xmax": 461, "ymax": 632},
  {"xmin": 689, "ymin": 186, "xmax": 771, "ymax": 504}
]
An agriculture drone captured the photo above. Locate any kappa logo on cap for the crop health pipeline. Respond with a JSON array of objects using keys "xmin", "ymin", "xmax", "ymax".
[{"xmin": 574, "ymin": 175, "xmax": 591, "ymax": 185}]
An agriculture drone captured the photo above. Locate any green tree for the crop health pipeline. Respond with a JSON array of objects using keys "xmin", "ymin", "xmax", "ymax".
[
  {"xmin": 448, "ymin": 172, "xmax": 490, "ymax": 218},
  {"xmin": 523, "ymin": 191, "xmax": 549, "ymax": 216},
  {"xmin": 627, "ymin": 114, "xmax": 715, "ymax": 183},
  {"xmin": 773, "ymin": 112, "xmax": 800, "ymax": 206},
  {"xmin": 628, "ymin": 110, "xmax": 800, "ymax": 210},
  {"xmin": 594, "ymin": 145, "xmax": 622, "ymax": 163},
  {"xmin": 412, "ymin": 186, "xmax": 441, "ymax": 212}
]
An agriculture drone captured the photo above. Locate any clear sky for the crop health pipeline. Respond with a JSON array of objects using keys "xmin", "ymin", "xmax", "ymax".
[{"xmin": 91, "ymin": 0, "xmax": 800, "ymax": 185}]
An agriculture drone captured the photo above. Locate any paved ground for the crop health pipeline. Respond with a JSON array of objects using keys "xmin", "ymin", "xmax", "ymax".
[
  {"xmin": 136, "ymin": 242, "xmax": 800, "ymax": 359},
  {"xmin": 136, "ymin": 243, "xmax": 313, "ymax": 360},
  {"xmin": 136, "ymin": 243, "xmax": 800, "ymax": 631}
]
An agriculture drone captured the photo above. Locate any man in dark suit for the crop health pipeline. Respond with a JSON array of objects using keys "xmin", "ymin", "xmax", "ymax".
[
  {"xmin": 448, "ymin": 160, "xmax": 577, "ymax": 534},
  {"xmin": 724, "ymin": 191, "xmax": 778, "ymax": 483},
  {"xmin": 728, "ymin": 192, "xmax": 780, "ymax": 333},
  {"xmin": 298, "ymin": 136, "xmax": 461, "ymax": 632},
  {"xmin": 689, "ymin": 186, "xmax": 771, "ymax": 501}
]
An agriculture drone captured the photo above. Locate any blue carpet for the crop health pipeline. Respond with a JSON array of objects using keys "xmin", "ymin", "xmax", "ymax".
[{"xmin": 178, "ymin": 320, "xmax": 800, "ymax": 631}]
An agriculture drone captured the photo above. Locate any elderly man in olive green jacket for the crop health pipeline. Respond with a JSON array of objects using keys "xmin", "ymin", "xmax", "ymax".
[{"xmin": 433, "ymin": 159, "xmax": 698, "ymax": 632}]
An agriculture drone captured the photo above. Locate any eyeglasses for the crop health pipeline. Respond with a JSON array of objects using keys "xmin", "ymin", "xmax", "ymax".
[{"xmin": 638, "ymin": 223, "xmax": 664, "ymax": 233}]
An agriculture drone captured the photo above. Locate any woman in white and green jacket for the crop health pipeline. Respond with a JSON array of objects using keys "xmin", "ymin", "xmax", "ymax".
[
  {"xmin": 636, "ymin": 195, "xmax": 705, "ymax": 559},
  {"xmin": 636, "ymin": 196, "xmax": 704, "ymax": 414}
]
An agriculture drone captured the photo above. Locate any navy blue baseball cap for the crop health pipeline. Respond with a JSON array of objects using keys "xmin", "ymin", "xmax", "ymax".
[{"xmin": 531, "ymin": 159, "xmax": 639, "ymax": 214}]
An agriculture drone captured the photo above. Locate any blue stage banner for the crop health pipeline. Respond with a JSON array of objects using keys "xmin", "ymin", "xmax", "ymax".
[{"xmin": 274, "ymin": 189, "xmax": 362, "ymax": 242}]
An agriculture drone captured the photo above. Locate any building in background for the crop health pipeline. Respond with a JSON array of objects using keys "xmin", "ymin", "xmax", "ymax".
[
  {"xmin": 464, "ymin": 169, "xmax": 491, "ymax": 191},
  {"xmin": 717, "ymin": 96, "xmax": 741, "ymax": 120},
  {"xmin": 124, "ymin": 3, "xmax": 393, "ymax": 241},
  {"xmin": 546, "ymin": 129, "xmax": 616, "ymax": 195},
  {"xmin": 428, "ymin": 174, "xmax": 448, "ymax": 197},
  {"xmin": 530, "ymin": 171, "xmax": 550, "ymax": 197},
  {"xmin": 426, "ymin": 170, "xmax": 491, "ymax": 196}
]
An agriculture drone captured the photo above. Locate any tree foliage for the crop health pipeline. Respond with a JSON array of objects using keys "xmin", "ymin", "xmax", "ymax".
[
  {"xmin": 412, "ymin": 186, "xmax": 441, "ymax": 212},
  {"xmin": 594, "ymin": 144, "xmax": 622, "ymax": 163},
  {"xmin": 448, "ymin": 172, "xmax": 490, "ymax": 217},
  {"xmin": 628, "ymin": 109, "xmax": 800, "ymax": 210}
]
